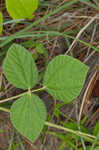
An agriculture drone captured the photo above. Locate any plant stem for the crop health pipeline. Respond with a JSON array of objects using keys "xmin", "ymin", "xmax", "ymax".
[
  {"xmin": 0, "ymin": 106, "xmax": 99, "ymax": 145},
  {"xmin": 0, "ymin": 91, "xmax": 28, "ymax": 104},
  {"xmin": 0, "ymin": 86, "xmax": 46, "ymax": 104},
  {"xmin": 45, "ymin": 121, "xmax": 99, "ymax": 145},
  {"xmin": 0, "ymin": 107, "xmax": 10, "ymax": 112},
  {"xmin": 31, "ymin": 86, "xmax": 46, "ymax": 93}
]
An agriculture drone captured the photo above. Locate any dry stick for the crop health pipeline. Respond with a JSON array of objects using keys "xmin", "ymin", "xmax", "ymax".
[
  {"xmin": 86, "ymin": 22, "xmax": 97, "ymax": 57},
  {"xmin": 50, "ymin": 13, "xmax": 99, "ymax": 24},
  {"xmin": 86, "ymin": 109, "xmax": 99, "ymax": 127},
  {"xmin": 49, "ymin": 23, "xmax": 61, "ymax": 60},
  {"xmin": 83, "ymin": 50, "xmax": 96, "ymax": 63},
  {"xmin": 72, "ymin": 16, "xmax": 99, "ymax": 19},
  {"xmin": 65, "ymin": 14, "xmax": 99, "ymax": 55},
  {"xmin": 78, "ymin": 71, "xmax": 97, "ymax": 122},
  {"xmin": 49, "ymin": 37, "xmax": 58, "ymax": 60},
  {"xmin": 79, "ymin": 23, "xmax": 98, "ymax": 120},
  {"xmin": 84, "ymin": 43, "xmax": 99, "ymax": 63},
  {"xmin": 0, "ymin": 73, "xmax": 2, "ymax": 89}
]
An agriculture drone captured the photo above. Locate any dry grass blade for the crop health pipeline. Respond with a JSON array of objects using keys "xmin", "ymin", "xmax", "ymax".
[
  {"xmin": 65, "ymin": 14, "xmax": 99, "ymax": 54},
  {"xmin": 79, "ymin": 71, "xmax": 98, "ymax": 122}
]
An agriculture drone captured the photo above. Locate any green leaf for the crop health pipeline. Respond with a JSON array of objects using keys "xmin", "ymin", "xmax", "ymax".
[
  {"xmin": 22, "ymin": 40, "xmax": 36, "ymax": 48},
  {"xmin": 0, "ymin": 12, "xmax": 3, "ymax": 35},
  {"xmin": 6, "ymin": 0, "xmax": 38, "ymax": 20},
  {"xmin": 32, "ymin": 52, "xmax": 39, "ymax": 61},
  {"xmin": 10, "ymin": 94, "xmax": 46, "ymax": 142},
  {"xmin": 43, "ymin": 55, "xmax": 88, "ymax": 103},
  {"xmin": 3, "ymin": 43, "xmax": 38, "ymax": 89},
  {"xmin": 36, "ymin": 42, "xmax": 46, "ymax": 54}
]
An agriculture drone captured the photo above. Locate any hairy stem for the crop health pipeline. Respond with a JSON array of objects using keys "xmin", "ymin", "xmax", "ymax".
[
  {"xmin": 0, "ymin": 107, "xmax": 99, "ymax": 145},
  {"xmin": 45, "ymin": 121, "xmax": 99, "ymax": 145},
  {"xmin": 0, "ymin": 107, "xmax": 10, "ymax": 112},
  {"xmin": 0, "ymin": 86, "xmax": 46, "ymax": 104}
]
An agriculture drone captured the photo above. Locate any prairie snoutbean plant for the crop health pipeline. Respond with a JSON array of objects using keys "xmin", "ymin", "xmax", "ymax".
[{"xmin": 2, "ymin": 43, "xmax": 89, "ymax": 142}]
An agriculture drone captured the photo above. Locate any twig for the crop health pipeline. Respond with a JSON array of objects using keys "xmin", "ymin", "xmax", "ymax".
[
  {"xmin": 78, "ymin": 71, "xmax": 97, "ymax": 122},
  {"xmin": 65, "ymin": 14, "xmax": 99, "ymax": 54},
  {"xmin": 83, "ymin": 50, "xmax": 96, "ymax": 63},
  {"xmin": 50, "ymin": 13, "xmax": 99, "ymax": 24},
  {"xmin": 85, "ymin": 22, "xmax": 97, "ymax": 57}
]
